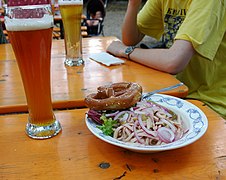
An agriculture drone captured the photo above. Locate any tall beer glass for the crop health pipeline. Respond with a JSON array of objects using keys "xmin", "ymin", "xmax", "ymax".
[
  {"xmin": 5, "ymin": 5, "xmax": 62, "ymax": 139},
  {"xmin": 58, "ymin": 0, "xmax": 84, "ymax": 66}
]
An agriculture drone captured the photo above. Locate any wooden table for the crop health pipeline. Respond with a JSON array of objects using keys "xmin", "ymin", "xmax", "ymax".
[
  {"xmin": 0, "ymin": 100, "xmax": 225, "ymax": 179},
  {"xmin": 0, "ymin": 37, "xmax": 188, "ymax": 114}
]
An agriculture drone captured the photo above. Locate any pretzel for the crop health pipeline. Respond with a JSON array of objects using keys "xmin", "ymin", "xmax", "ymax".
[{"xmin": 85, "ymin": 82, "xmax": 142, "ymax": 111}]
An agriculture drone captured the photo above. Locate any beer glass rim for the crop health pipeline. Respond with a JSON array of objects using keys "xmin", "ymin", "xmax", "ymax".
[
  {"xmin": 7, "ymin": 4, "xmax": 51, "ymax": 10},
  {"xmin": 5, "ymin": 4, "xmax": 53, "ymax": 31},
  {"xmin": 58, "ymin": 0, "xmax": 83, "ymax": 5}
]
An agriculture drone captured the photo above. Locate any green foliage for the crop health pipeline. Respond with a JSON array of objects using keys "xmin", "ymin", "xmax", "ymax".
[{"xmin": 97, "ymin": 114, "xmax": 118, "ymax": 136}]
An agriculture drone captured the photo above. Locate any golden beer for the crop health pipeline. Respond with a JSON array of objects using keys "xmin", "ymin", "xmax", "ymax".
[
  {"xmin": 59, "ymin": 0, "xmax": 84, "ymax": 66},
  {"xmin": 8, "ymin": 29, "xmax": 54, "ymax": 125},
  {"xmin": 5, "ymin": 5, "xmax": 62, "ymax": 139}
]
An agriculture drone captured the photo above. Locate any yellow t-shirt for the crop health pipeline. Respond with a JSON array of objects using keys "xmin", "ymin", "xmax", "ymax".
[{"xmin": 137, "ymin": 0, "xmax": 226, "ymax": 118}]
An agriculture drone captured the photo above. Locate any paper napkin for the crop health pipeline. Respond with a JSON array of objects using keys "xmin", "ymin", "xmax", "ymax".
[{"xmin": 89, "ymin": 52, "xmax": 125, "ymax": 66}]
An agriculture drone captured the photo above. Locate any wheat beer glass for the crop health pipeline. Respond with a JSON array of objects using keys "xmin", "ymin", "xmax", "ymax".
[
  {"xmin": 5, "ymin": 5, "xmax": 62, "ymax": 139},
  {"xmin": 59, "ymin": 0, "xmax": 84, "ymax": 66}
]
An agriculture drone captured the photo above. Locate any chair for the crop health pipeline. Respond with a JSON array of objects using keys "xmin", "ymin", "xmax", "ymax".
[{"xmin": 0, "ymin": 22, "xmax": 8, "ymax": 44}]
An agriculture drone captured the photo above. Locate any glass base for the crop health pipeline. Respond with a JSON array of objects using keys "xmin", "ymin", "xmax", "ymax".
[
  {"xmin": 64, "ymin": 57, "xmax": 84, "ymax": 67},
  {"xmin": 25, "ymin": 120, "xmax": 62, "ymax": 139}
]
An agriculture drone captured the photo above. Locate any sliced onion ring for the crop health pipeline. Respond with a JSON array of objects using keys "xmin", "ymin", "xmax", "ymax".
[
  {"xmin": 138, "ymin": 114, "xmax": 157, "ymax": 137},
  {"xmin": 157, "ymin": 127, "xmax": 175, "ymax": 143}
]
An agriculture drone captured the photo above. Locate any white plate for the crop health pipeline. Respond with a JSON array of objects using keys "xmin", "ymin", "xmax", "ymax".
[{"xmin": 85, "ymin": 94, "xmax": 208, "ymax": 153}]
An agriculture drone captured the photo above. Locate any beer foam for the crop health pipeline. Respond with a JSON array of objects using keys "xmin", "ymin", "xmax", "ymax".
[
  {"xmin": 58, "ymin": 0, "xmax": 83, "ymax": 5},
  {"xmin": 5, "ymin": 15, "xmax": 53, "ymax": 31}
]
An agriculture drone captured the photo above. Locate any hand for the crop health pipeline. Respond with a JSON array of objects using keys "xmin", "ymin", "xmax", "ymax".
[{"xmin": 106, "ymin": 41, "xmax": 128, "ymax": 58}]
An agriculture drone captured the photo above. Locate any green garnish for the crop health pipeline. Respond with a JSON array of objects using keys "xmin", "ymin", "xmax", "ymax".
[{"xmin": 97, "ymin": 114, "xmax": 118, "ymax": 136}]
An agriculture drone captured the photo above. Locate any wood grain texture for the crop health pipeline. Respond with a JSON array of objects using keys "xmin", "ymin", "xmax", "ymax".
[
  {"xmin": 0, "ymin": 37, "xmax": 188, "ymax": 114},
  {"xmin": 0, "ymin": 100, "xmax": 225, "ymax": 179}
]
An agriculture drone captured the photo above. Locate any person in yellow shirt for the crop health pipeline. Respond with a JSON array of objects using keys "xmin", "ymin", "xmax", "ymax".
[{"xmin": 106, "ymin": 0, "xmax": 226, "ymax": 119}]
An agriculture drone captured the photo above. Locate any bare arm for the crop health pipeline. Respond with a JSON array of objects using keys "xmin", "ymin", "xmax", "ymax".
[
  {"xmin": 121, "ymin": 0, "xmax": 144, "ymax": 45},
  {"xmin": 106, "ymin": 40, "xmax": 195, "ymax": 74}
]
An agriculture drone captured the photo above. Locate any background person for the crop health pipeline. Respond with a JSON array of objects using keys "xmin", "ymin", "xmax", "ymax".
[
  {"xmin": 106, "ymin": 0, "xmax": 226, "ymax": 119},
  {"xmin": 84, "ymin": 0, "xmax": 106, "ymax": 35}
]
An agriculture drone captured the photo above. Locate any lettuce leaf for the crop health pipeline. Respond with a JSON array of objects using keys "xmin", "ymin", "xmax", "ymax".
[{"xmin": 97, "ymin": 114, "xmax": 118, "ymax": 136}]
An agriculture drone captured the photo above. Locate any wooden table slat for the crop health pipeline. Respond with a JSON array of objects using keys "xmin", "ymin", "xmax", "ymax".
[
  {"xmin": 0, "ymin": 100, "xmax": 225, "ymax": 179},
  {"xmin": 0, "ymin": 37, "xmax": 188, "ymax": 114}
]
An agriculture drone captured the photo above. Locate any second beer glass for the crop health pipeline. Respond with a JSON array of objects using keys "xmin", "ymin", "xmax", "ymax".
[{"xmin": 59, "ymin": 0, "xmax": 84, "ymax": 66}]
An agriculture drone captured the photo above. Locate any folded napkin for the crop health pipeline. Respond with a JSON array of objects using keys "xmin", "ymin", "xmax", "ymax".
[{"xmin": 89, "ymin": 52, "xmax": 125, "ymax": 66}]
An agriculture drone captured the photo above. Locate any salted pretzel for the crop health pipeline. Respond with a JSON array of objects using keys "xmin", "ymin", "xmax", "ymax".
[{"xmin": 85, "ymin": 82, "xmax": 142, "ymax": 111}]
